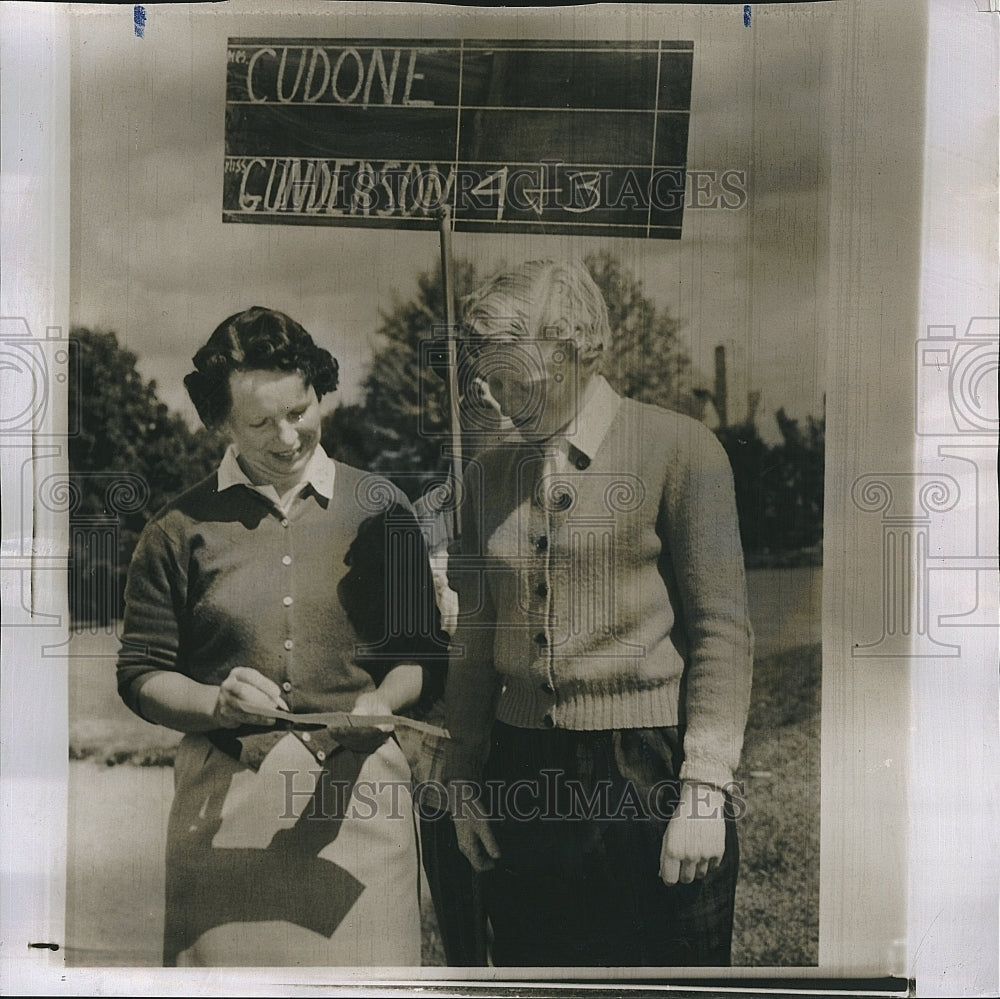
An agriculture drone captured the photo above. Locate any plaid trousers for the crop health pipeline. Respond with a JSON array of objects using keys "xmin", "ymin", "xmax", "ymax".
[{"xmin": 480, "ymin": 722, "xmax": 740, "ymax": 968}]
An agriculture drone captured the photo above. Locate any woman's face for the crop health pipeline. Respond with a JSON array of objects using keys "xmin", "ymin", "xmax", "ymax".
[{"xmin": 223, "ymin": 369, "xmax": 322, "ymax": 492}]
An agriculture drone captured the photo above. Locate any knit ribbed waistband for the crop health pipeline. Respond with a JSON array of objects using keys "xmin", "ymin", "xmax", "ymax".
[{"xmin": 495, "ymin": 674, "xmax": 682, "ymax": 732}]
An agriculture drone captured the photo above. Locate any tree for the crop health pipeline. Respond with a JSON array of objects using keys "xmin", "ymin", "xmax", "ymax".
[
  {"xmin": 714, "ymin": 419, "xmax": 777, "ymax": 555},
  {"xmin": 68, "ymin": 327, "xmax": 221, "ymax": 622},
  {"xmin": 584, "ymin": 250, "xmax": 700, "ymax": 415},
  {"xmin": 770, "ymin": 408, "xmax": 825, "ymax": 552},
  {"xmin": 323, "ymin": 260, "xmax": 480, "ymax": 494},
  {"xmin": 322, "ymin": 253, "xmax": 700, "ymax": 498},
  {"xmin": 715, "ymin": 409, "xmax": 825, "ymax": 560}
]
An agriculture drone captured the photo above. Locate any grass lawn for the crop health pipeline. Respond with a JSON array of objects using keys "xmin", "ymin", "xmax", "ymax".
[
  {"xmin": 66, "ymin": 568, "xmax": 820, "ymax": 968},
  {"xmin": 733, "ymin": 642, "xmax": 821, "ymax": 966}
]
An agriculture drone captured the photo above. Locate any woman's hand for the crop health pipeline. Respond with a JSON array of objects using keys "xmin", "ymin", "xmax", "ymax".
[
  {"xmin": 323, "ymin": 665, "xmax": 423, "ymax": 753},
  {"xmin": 659, "ymin": 781, "xmax": 727, "ymax": 885},
  {"xmin": 350, "ymin": 689, "xmax": 395, "ymax": 726},
  {"xmin": 212, "ymin": 666, "xmax": 290, "ymax": 728},
  {"xmin": 324, "ymin": 689, "xmax": 395, "ymax": 753}
]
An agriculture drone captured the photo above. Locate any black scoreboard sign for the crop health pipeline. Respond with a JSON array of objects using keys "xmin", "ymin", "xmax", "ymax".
[{"xmin": 224, "ymin": 39, "xmax": 694, "ymax": 238}]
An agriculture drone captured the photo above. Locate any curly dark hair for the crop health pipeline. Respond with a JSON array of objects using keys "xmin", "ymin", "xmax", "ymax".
[{"xmin": 184, "ymin": 307, "xmax": 339, "ymax": 427}]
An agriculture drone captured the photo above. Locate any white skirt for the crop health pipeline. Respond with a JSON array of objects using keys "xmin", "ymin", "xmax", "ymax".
[{"xmin": 163, "ymin": 732, "xmax": 421, "ymax": 967}]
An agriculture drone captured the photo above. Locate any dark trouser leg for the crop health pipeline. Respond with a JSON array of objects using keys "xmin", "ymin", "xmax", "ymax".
[
  {"xmin": 485, "ymin": 814, "xmax": 738, "ymax": 967},
  {"xmin": 618, "ymin": 803, "xmax": 739, "ymax": 967},
  {"xmin": 482, "ymin": 723, "xmax": 739, "ymax": 968},
  {"xmin": 419, "ymin": 812, "xmax": 488, "ymax": 966}
]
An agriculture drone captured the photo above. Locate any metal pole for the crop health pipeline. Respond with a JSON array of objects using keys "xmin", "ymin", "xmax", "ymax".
[
  {"xmin": 432, "ymin": 206, "xmax": 488, "ymax": 967},
  {"xmin": 438, "ymin": 206, "xmax": 463, "ymax": 542}
]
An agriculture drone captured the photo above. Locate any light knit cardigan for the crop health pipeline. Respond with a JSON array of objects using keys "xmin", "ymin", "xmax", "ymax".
[{"xmin": 443, "ymin": 396, "xmax": 754, "ymax": 788}]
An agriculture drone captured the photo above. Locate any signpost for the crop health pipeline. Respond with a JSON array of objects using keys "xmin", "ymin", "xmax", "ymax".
[{"xmin": 223, "ymin": 37, "xmax": 695, "ymax": 967}]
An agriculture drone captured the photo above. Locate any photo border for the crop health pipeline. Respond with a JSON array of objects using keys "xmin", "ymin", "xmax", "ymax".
[{"xmin": 1, "ymin": 1, "xmax": 996, "ymax": 995}]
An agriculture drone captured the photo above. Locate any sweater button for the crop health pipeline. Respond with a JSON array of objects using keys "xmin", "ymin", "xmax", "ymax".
[
  {"xmin": 284, "ymin": 639, "xmax": 294, "ymax": 651},
  {"xmin": 301, "ymin": 731, "xmax": 311, "ymax": 743},
  {"xmin": 281, "ymin": 518, "xmax": 290, "ymax": 528},
  {"xmin": 542, "ymin": 714, "xmax": 555, "ymax": 728},
  {"xmin": 315, "ymin": 750, "xmax": 326, "ymax": 762},
  {"xmin": 281, "ymin": 680, "xmax": 292, "ymax": 692},
  {"xmin": 282, "ymin": 554, "xmax": 292, "ymax": 566},
  {"xmin": 282, "ymin": 595, "xmax": 293, "ymax": 606},
  {"xmin": 535, "ymin": 535, "xmax": 548, "ymax": 552}
]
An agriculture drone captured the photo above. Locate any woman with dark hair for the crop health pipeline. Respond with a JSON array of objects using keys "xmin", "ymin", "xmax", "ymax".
[{"xmin": 116, "ymin": 307, "xmax": 444, "ymax": 966}]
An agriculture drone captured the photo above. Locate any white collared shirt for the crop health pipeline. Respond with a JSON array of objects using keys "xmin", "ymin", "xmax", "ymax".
[
  {"xmin": 216, "ymin": 443, "xmax": 336, "ymax": 514},
  {"xmin": 548, "ymin": 374, "xmax": 621, "ymax": 472}
]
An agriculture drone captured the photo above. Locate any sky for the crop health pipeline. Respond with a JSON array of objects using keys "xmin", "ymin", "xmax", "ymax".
[{"xmin": 70, "ymin": 2, "xmax": 836, "ymax": 443}]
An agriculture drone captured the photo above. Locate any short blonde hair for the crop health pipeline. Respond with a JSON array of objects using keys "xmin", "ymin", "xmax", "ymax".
[{"xmin": 461, "ymin": 260, "xmax": 609, "ymax": 366}]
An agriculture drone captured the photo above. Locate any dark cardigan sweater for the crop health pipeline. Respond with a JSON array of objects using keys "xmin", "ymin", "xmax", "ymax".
[{"xmin": 117, "ymin": 462, "xmax": 446, "ymax": 765}]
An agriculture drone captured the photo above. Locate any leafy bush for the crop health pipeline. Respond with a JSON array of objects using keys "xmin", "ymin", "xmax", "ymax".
[{"xmin": 68, "ymin": 327, "xmax": 221, "ymax": 624}]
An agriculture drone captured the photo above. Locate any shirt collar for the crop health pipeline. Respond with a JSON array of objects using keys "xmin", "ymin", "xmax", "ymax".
[
  {"xmin": 550, "ymin": 374, "xmax": 621, "ymax": 469},
  {"xmin": 217, "ymin": 443, "xmax": 336, "ymax": 505}
]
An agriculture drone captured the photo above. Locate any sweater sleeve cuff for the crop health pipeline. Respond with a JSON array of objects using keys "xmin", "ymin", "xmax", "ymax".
[
  {"xmin": 118, "ymin": 670, "xmax": 163, "ymax": 722},
  {"xmin": 678, "ymin": 758, "xmax": 736, "ymax": 789}
]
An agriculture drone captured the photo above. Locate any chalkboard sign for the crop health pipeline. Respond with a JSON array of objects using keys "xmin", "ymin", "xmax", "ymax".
[{"xmin": 224, "ymin": 39, "xmax": 694, "ymax": 238}]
